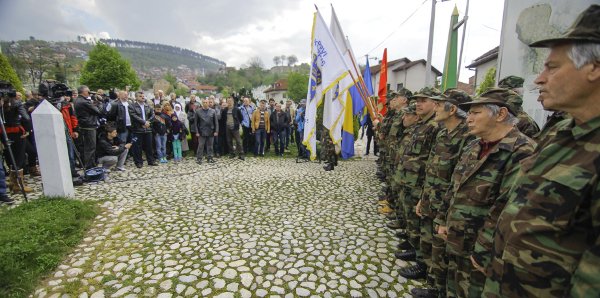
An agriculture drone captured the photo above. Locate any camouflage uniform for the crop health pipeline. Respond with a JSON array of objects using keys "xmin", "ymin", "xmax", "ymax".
[
  {"xmin": 481, "ymin": 6, "xmax": 600, "ymax": 296},
  {"xmin": 320, "ymin": 127, "xmax": 336, "ymax": 167},
  {"xmin": 444, "ymin": 127, "xmax": 535, "ymax": 297},
  {"xmin": 396, "ymin": 89, "xmax": 440, "ymax": 254},
  {"xmin": 421, "ymin": 121, "xmax": 473, "ymax": 293},
  {"xmin": 533, "ymin": 111, "xmax": 570, "ymax": 142}
]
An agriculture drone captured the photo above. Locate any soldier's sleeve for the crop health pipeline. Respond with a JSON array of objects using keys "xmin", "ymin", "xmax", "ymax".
[
  {"xmin": 569, "ymin": 187, "xmax": 600, "ymax": 298},
  {"xmin": 472, "ymin": 142, "xmax": 533, "ymax": 268}
]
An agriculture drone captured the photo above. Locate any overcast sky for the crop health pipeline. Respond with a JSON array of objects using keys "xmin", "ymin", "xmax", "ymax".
[{"xmin": 0, "ymin": 0, "xmax": 504, "ymax": 82}]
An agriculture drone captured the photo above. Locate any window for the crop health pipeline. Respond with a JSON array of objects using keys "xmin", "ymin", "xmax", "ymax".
[{"xmin": 397, "ymin": 83, "xmax": 404, "ymax": 90}]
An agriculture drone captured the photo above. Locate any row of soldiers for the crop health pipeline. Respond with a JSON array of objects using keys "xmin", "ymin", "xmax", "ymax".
[{"xmin": 374, "ymin": 5, "xmax": 599, "ymax": 297}]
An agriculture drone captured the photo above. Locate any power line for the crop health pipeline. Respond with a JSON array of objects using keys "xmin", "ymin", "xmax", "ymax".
[{"xmin": 363, "ymin": 0, "xmax": 429, "ymax": 56}]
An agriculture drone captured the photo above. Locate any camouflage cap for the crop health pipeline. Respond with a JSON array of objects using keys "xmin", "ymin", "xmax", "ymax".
[
  {"xmin": 459, "ymin": 88, "xmax": 518, "ymax": 116},
  {"xmin": 412, "ymin": 87, "xmax": 441, "ymax": 99},
  {"xmin": 498, "ymin": 76, "xmax": 524, "ymax": 89},
  {"xmin": 430, "ymin": 88, "xmax": 472, "ymax": 106},
  {"xmin": 386, "ymin": 91, "xmax": 399, "ymax": 104},
  {"xmin": 397, "ymin": 87, "xmax": 413, "ymax": 98},
  {"xmin": 530, "ymin": 5, "xmax": 600, "ymax": 47},
  {"xmin": 402, "ymin": 101, "xmax": 417, "ymax": 114}
]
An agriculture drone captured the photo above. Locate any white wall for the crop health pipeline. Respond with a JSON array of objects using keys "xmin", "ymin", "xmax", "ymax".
[
  {"xmin": 473, "ymin": 59, "xmax": 497, "ymax": 91},
  {"xmin": 497, "ymin": 0, "xmax": 597, "ymax": 126},
  {"xmin": 374, "ymin": 64, "xmax": 439, "ymax": 92},
  {"xmin": 265, "ymin": 91, "xmax": 286, "ymax": 104}
]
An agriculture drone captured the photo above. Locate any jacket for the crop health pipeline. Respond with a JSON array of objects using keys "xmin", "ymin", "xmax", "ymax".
[
  {"xmin": 152, "ymin": 113, "xmax": 171, "ymax": 136},
  {"xmin": 251, "ymin": 108, "xmax": 270, "ymax": 133},
  {"xmin": 96, "ymin": 134, "xmax": 126, "ymax": 158},
  {"xmin": 129, "ymin": 101, "xmax": 154, "ymax": 134},
  {"xmin": 220, "ymin": 106, "xmax": 243, "ymax": 131},
  {"xmin": 74, "ymin": 95, "xmax": 103, "ymax": 129},
  {"xmin": 107, "ymin": 100, "xmax": 133, "ymax": 133},
  {"xmin": 2, "ymin": 100, "xmax": 32, "ymax": 131},
  {"xmin": 270, "ymin": 110, "xmax": 290, "ymax": 132},
  {"xmin": 194, "ymin": 108, "xmax": 218, "ymax": 137},
  {"xmin": 60, "ymin": 102, "xmax": 79, "ymax": 137}
]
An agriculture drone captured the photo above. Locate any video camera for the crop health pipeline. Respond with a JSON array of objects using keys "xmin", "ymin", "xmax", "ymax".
[
  {"xmin": 0, "ymin": 81, "xmax": 17, "ymax": 98},
  {"xmin": 39, "ymin": 79, "xmax": 71, "ymax": 109}
]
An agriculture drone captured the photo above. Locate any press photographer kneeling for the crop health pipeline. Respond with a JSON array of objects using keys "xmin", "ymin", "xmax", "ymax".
[{"xmin": 96, "ymin": 124, "xmax": 132, "ymax": 172}]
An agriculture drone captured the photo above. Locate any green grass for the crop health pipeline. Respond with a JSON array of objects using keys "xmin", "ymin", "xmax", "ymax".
[{"xmin": 0, "ymin": 197, "xmax": 98, "ymax": 298}]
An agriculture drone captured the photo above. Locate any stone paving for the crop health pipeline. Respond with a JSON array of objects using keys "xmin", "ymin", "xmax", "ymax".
[{"xmin": 26, "ymin": 149, "xmax": 418, "ymax": 297}]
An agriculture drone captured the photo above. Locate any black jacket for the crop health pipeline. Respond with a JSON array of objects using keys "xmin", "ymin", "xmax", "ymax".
[
  {"xmin": 270, "ymin": 110, "xmax": 290, "ymax": 132},
  {"xmin": 220, "ymin": 106, "xmax": 243, "ymax": 131},
  {"xmin": 107, "ymin": 100, "xmax": 133, "ymax": 133},
  {"xmin": 194, "ymin": 108, "xmax": 218, "ymax": 137},
  {"xmin": 129, "ymin": 101, "xmax": 154, "ymax": 134},
  {"xmin": 74, "ymin": 95, "xmax": 103, "ymax": 129},
  {"xmin": 2, "ymin": 100, "xmax": 32, "ymax": 131},
  {"xmin": 96, "ymin": 134, "xmax": 126, "ymax": 158}
]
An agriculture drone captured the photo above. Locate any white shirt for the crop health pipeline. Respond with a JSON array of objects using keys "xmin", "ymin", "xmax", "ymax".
[
  {"xmin": 140, "ymin": 103, "xmax": 146, "ymax": 122},
  {"xmin": 122, "ymin": 101, "xmax": 131, "ymax": 126}
]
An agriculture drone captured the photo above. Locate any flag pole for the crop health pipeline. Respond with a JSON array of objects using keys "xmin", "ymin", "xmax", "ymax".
[{"xmin": 346, "ymin": 54, "xmax": 377, "ymax": 120}]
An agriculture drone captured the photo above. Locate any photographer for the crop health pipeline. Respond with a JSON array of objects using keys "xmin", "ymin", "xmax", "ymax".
[
  {"xmin": 1, "ymin": 85, "xmax": 33, "ymax": 193},
  {"xmin": 60, "ymin": 90, "xmax": 80, "ymax": 178},
  {"xmin": 96, "ymin": 124, "xmax": 131, "ymax": 171},
  {"xmin": 74, "ymin": 85, "xmax": 103, "ymax": 169}
]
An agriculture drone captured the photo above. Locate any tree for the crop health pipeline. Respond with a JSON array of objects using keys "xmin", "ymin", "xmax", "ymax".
[
  {"xmin": 0, "ymin": 53, "xmax": 24, "ymax": 93},
  {"xmin": 287, "ymin": 55, "xmax": 298, "ymax": 66},
  {"xmin": 476, "ymin": 67, "xmax": 496, "ymax": 95},
  {"xmin": 247, "ymin": 56, "xmax": 264, "ymax": 69},
  {"xmin": 273, "ymin": 56, "xmax": 281, "ymax": 67},
  {"xmin": 80, "ymin": 43, "xmax": 141, "ymax": 90},
  {"xmin": 163, "ymin": 72, "xmax": 177, "ymax": 89},
  {"xmin": 53, "ymin": 62, "xmax": 66, "ymax": 83},
  {"xmin": 279, "ymin": 55, "xmax": 286, "ymax": 66},
  {"xmin": 287, "ymin": 72, "xmax": 308, "ymax": 100}
]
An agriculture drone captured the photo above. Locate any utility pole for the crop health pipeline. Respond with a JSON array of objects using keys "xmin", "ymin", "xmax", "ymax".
[
  {"xmin": 457, "ymin": 0, "xmax": 470, "ymax": 81},
  {"xmin": 425, "ymin": 0, "xmax": 437, "ymax": 87},
  {"xmin": 425, "ymin": 0, "xmax": 449, "ymax": 87}
]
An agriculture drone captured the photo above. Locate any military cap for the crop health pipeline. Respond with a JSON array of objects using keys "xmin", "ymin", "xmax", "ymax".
[
  {"xmin": 459, "ymin": 88, "xmax": 518, "ymax": 116},
  {"xmin": 386, "ymin": 91, "xmax": 399, "ymax": 104},
  {"xmin": 397, "ymin": 87, "xmax": 413, "ymax": 98},
  {"xmin": 530, "ymin": 5, "xmax": 600, "ymax": 47},
  {"xmin": 430, "ymin": 88, "xmax": 472, "ymax": 106},
  {"xmin": 412, "ymin": 87, "xmax": 441, "ymax": 98},
  {"xmin": 402, "ymin": 101, "xmax": 417, "ymax": 114},
  {"xmin": 498, "ymin": 76, "xmax": 524, "ymax": 89}
]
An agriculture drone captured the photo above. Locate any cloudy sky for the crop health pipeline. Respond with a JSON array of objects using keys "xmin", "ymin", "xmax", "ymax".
[{"xmin": 0, "ymin": 0, "xmax": 504, "ymax": 82}]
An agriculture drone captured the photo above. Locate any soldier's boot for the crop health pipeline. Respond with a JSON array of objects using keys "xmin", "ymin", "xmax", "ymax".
[
  {"xmin": 399, "ymin": 261, "xmax": 427, "ymax": 280},
  {"xmin": 386, "ymin": 220, "xmax": 403, "ymax": 229},
  {"xmin": 333, "ymin": 155, "xmax": 338, "ymax": 166},
  {"xmin": 397, "ymin": 240, "xmax": 412, "ymax": 250},
  {"xmin": 394, "ymin": 249, "xmax": 416, "ymax": 261},
  {"xmin": 396, "ymin": 230, "xmax": 409, "ymax": 239},
  {"xmin": 29, "ymin": 165, "xmax": 41, "ymax": 177},
  {"xmin": 378, "ymin": 203, "xmax": 393, "ymax": 215},
  {"xmin": 411, "ymin": 287, "xmax": 438, "ymax": 298}
]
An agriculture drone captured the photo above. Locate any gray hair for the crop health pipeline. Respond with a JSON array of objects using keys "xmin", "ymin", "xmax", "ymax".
[
  {"xmin": 568, "ymin": 42, "xmax": 600, "ymax": 70},
  {"xmin": 483, "ymin": 104, "xmax": 519, "ymax": 126},
  {"xmin": 443, "ymin": 101, "xmax": 467, "ymax": 119},
  {"xmin": 77, "ymin": 85, "xmax": 89, "ymax": 94}
]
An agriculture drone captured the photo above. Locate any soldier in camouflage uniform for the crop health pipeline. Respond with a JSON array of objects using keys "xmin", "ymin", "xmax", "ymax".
[
  {"xmin": 376, "ymin": 95, "xmax": 397, "ymax": 199},
  {"xmin": 378, "ymin": 91, "xmax": 404, "ymax": 215},
  {"xmin": 480, "ymin": 5, "xmax": 600, "ymax": 297},
  {"xmin": 439, "ymin": 90, "xmax": 536, "ymax": 298},
  {"xmin": 410, "ymin": 89, "xmax": 474, "ymax": 297},
  {"xmin": 320, "ymin": 127, "xmax": 337, "ymax": 171},
  {"xmin": 394, "ymin": 87, "xmax": 441, "ymax": 279},
  {"xmin": 496, "ymin": 77, "xmax": 541, "ymax": 138}
]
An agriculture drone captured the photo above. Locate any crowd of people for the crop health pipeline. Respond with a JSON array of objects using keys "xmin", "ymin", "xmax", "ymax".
[
  {"xmin": 0, "ymin": 84, "xmax": 309, "ymax": 205},
  {"xmin": 375, "ymin": 5, "xmax": 599, "ymax": 297}
]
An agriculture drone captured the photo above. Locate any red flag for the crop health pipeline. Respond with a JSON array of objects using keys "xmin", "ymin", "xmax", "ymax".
[{"xmin": 377, "ymin": 48, "xmax": 388, "ymax": 116}]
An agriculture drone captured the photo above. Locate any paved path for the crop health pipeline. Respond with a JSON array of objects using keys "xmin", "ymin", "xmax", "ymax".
[{"xmin": 30, "ymin": 155, "xmax": 418, "ymax": 298}]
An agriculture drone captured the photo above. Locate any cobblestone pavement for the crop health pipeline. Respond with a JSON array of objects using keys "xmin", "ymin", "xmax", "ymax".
[{"xmin": 28, "ymin": 155, "xmax": 419, "ymax": 298}]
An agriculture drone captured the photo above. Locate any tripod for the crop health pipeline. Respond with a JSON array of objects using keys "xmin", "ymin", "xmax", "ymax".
[{"xmin": 0, "ymin": 113, "xmax": 28, "ymax": 202}]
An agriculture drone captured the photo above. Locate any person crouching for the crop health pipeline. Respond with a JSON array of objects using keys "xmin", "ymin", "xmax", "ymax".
[{"xmin": 97, "ymin": 124, "xmax": 132, "ymax": 171}]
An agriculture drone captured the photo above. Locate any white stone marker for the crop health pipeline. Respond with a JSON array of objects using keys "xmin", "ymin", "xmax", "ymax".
[{"xmin": 32, "ymin": 100, "xmax": 74, "ymax": 197}]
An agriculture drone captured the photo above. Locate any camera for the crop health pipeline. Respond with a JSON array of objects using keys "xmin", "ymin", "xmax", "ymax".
[
  {"xmin": 0, "ymin": 81, "xmax": 17, "ymax": 98},
  {"xmin": 39, "ymin": 80, "xmax": 70, "ymax": 109}
]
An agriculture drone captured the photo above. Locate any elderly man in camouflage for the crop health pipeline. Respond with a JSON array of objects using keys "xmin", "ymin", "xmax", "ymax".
[
  {"xmin": 497, "ymin": 75, "xmax": 541, "ymax": 138},
  {"xmin": 440, "ymin": 89, "xmax": 536, "ymax": 298},
  {"xmin": 410, "ymin": 89, "xmax": 474, "ymax": 298},
  {"xmin": 479, "ymin": 5, "xmax": 600, "ymax": 297},
  {"xmin": 393, "ymin": 87, "xmax": 441, "ymax": 279}
]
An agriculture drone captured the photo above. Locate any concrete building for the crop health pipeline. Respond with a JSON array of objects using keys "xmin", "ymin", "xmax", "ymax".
[
  {"xmin": 370, "ymin": 58, "xmax": 442, "ymax": 93},
  {"xmin": 465, "ymin": 46, "xmax": 498, "ymax": 92}
]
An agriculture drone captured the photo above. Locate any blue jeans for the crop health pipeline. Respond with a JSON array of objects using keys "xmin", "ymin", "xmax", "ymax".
[
  {"xmin": 118, "ymin": 128, "xmax": 130, "ymax": 143},
  {"xmin": 273, "ymin": 129, "xmax": 286, "ymax": 155},
  {"xmin": 254, "ymin": 128, "xmax": 266, "ymax": 155},
  {"xmin": 155, "ymin": 134, "xmax": 167, "ymax": 159}
]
